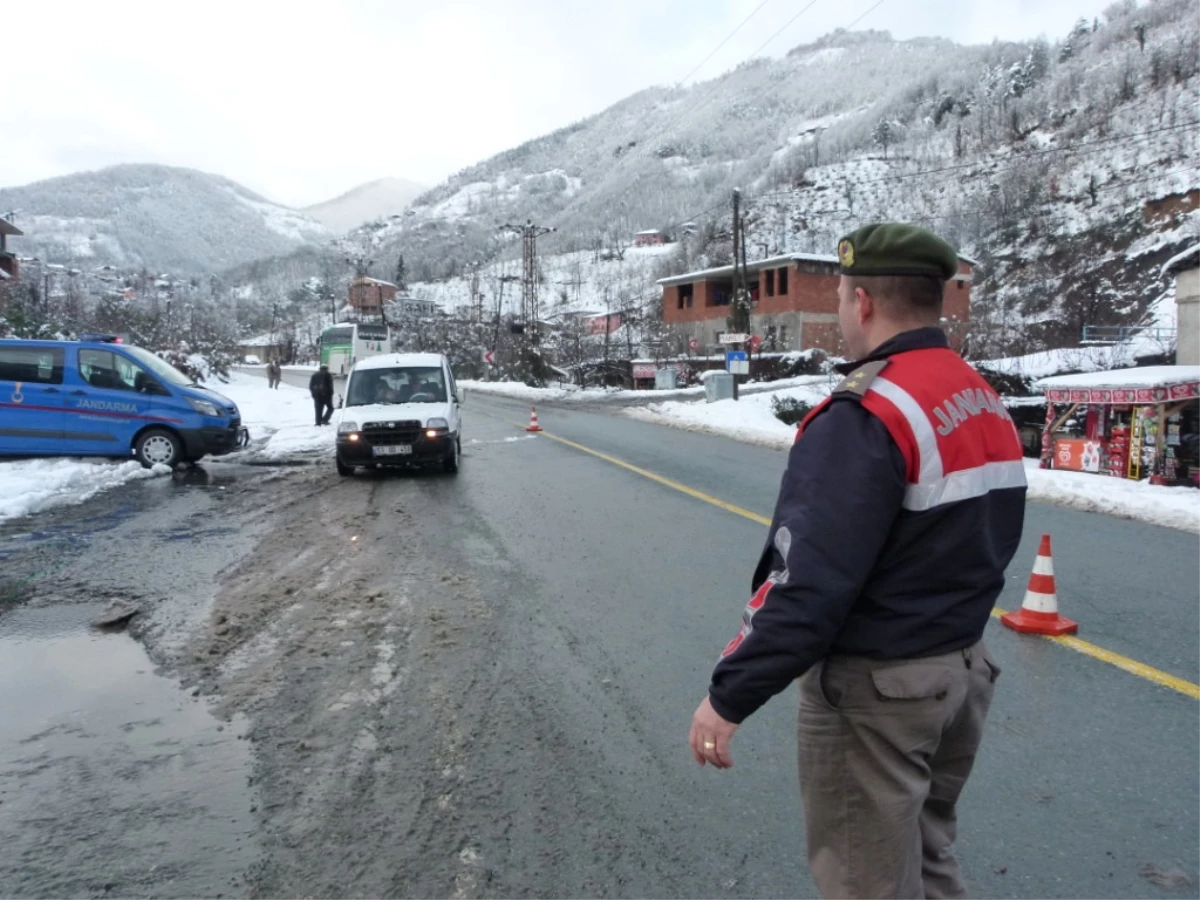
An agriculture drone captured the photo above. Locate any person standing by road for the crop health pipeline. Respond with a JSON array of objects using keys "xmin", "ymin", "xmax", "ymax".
[
  {"xmin": 688, "ymin": 223, "xmax": 1027, "ymax": 899},
  {"xmin": 268, "ymin": 359, "xmax": 281, "ymax": 389},
  {"xmin": 309, "ymin": 364, "xmax": 335, "ymax": 426}
]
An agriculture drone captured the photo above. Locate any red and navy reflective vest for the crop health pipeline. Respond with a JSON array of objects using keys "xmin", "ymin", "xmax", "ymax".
[
  {"xmin": 708, "ymin": 329, "xmax": 1027, "ymax": 725},
  {"xmin": 799, "ymin": 346, "xmax": 1027, "ymax": 512}
]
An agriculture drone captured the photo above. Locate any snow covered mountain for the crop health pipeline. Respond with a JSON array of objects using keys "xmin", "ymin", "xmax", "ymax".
[
  {"xmin": 348, "ymin": 1, "xmax": 1198, "ymax": 356},
  {"xmin": 0, "ymin": 164, "xmax": 328, "ymax": 273},
  {"xmin": 301, "ymin": 177, "xmax": 425, "ymax": 234}
]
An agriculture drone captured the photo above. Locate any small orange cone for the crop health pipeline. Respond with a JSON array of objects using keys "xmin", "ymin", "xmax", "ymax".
[
  {"xmin": 526, "ymin": 406, "xmax": 543, "ymax": 433},
  {"xmin": 1000, "ymin": 534, "xmax": 1078, "ymax": 635}
]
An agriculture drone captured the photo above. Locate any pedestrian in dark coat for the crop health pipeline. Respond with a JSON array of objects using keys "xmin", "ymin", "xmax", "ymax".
[
  {"xmin": 309, "ymin": 365, "xmax": 335, "ymax": 426},
  {"xmin": 689, "ymin": 223, "xmax": 1027, "ymax": 899}
]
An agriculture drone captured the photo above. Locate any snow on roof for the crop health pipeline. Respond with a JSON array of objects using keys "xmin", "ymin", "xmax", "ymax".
[
  {"xmin": 1035, "ymin": 365, "xmax": 1200, "ymax": 392},
  {"xmin": 657, "ymin": 252, "xmax": 838, "ymax": 286},
  {"xmin": 353, "ymin": 352, "xmax": 445, "ymax": 371},
  {"xmin": 356, "ymin": 277, "xmax": 398, "ymax": 288},
  {"xmin": 1162, "ymin": 245, "xmax": 1199, "ymax": 277},
  {"xmin": 636, "ymin": 230, "xmax": 664, "ymax": 235}
]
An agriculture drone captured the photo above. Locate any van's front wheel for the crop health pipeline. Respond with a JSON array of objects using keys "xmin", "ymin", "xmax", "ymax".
[
  {"xmin": 135, "ymin": 428, "xmax": 183, "ymax": 469},
  {"xmin": 442, "ymin": 437, "xmax": 460, "ymax": 474}
]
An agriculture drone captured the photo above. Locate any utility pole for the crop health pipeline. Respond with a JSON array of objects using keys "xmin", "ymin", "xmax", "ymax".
[
  {"xmin": 500, "ymin": 220, "xmax": 554, "ymax": 382},
  {"xmin": 729, "ymin": 189, "xmax": 753, "ymax": 401},
  {"xmin": 492, "ymin": 273, "xmax": 521, "ymax": 377}
]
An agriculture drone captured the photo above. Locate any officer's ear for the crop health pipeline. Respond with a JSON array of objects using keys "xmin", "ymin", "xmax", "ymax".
[{"xmin": 854, "ymin": 285, "xmax": 876, "ymax": 325}]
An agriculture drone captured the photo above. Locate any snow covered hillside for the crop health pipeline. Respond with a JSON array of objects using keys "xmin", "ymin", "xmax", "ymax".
[
  {"xmin": 0, "ymin": 164, "xmax": 328, "ymax": 273},
  {"xmin": 302, "ymin": 177, "xmax": 426, "ymax": 235},
  {"xmin": 347, "ymin": 1, "xmax": 1197, "ymax": 358}
]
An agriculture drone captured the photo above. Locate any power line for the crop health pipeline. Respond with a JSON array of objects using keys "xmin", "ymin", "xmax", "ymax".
[
  {"xmin": 675, "ymin": 0, "xmax": 774, "ymax": 88},
  {"xmin": 630, "ymin": 0, "xmax": 822, "ymax": 163},
  {"xmin": 597, "ymin": 0, "xmax": 779, "ymax": 169},
  {"xmin": 743, "ymin": 0, "xmax": 822, "ymax": 61},
  {"xmin": 842, "ymin": 0, "xmax": 887, "ymax": 31},
  {"xmin": 1094, "ymin": 165, "xmax": 1198, "ymax": 194}
]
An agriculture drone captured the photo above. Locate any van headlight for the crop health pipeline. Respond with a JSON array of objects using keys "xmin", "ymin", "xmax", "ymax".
[
  {"xmin": 188, "ymin": 398, "xmax": 221, "ymax": 418},
  {"xmin": 426, "ymin": 418, "xmax": 449, "ymax": 430},
  {"xmin": 337, "ymin": 421, "xmax": 358, "ymax": 435}
]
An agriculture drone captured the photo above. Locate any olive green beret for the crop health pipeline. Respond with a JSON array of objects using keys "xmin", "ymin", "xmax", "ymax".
[{"xmin": 836, "ymin": 223, "xmax": 959, "ymax": 281}]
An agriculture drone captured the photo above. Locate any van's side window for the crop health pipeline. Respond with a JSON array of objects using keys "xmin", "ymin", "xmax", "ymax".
[
  {"xmin": 0, "ymin": 347, "xmax": 65, "ymax": 384},
  {"xmin": 79, "ymin": 349, "xmax": 149, "ymax": 392}
]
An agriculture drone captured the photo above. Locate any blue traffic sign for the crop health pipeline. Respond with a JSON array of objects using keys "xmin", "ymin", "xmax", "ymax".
[{"xmin": 726, "ymin": 350, "xmax": 749, "ymax": 374}]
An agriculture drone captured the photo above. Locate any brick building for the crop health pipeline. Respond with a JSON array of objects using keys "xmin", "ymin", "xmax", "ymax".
[
  {"xmin": 348, "ymin": 276, "xmax": 397, "ymax": 317},
  {"xmin": 658, "ymin": 252, "xmax": 974, "ymax": 355},
  {"xmin": 0, "ymin": 217, "xmax": 22, "ymax": 282},
  {"xmin": 634, "ymin": 229, "xmax": 668, "ymax": 247}
]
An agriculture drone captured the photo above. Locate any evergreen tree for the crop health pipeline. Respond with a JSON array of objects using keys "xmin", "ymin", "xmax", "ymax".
[
  {"xmin": 394, "ymin": 253, "xmax": 408, "ymax": 292},
  {"xmin": 872, "ymin": 119, "xmax": 894, "ymax": 159}
]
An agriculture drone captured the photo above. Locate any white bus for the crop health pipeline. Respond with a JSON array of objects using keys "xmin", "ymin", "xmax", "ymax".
[{"xmin": 319, "ymin": 323, "xmax": 391, "ymax": 376}]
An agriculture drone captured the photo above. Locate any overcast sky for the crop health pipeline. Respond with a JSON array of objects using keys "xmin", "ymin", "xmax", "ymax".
[{"xmin": 5, "ymin": 0, "xmax": 1119, "ymax": 207}]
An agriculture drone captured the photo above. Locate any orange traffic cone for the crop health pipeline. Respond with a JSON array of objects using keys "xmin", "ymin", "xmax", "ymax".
[
  {"xmin": 526, "ymin": 406, "xmax": 543, "ymax": 433},
  {"xmin": 1000, "ymin": 534, "xmax": 1078, "ymax": 635}
]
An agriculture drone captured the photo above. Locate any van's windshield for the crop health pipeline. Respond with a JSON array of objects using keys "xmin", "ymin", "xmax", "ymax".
[
  {"xmin": 347, "ymin": 366, "xmax": 446, "ymax": 407},
  {"xmin": 121, "ymin": 346, "xmax": 196, "ymax": 387}
]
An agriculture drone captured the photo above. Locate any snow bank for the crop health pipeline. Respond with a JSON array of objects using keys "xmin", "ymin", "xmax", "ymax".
[
  {"xmin": 625, "ymin": 386, "xmax": 1200, "ymax": 533},
  {"xmin": 461, "ymin": 373, "xmax": 836, "ymax": 406},
  {"xmin": 215, "ymin": 372, "xmax": 336, "ymax": 459},
  {"xmin": 460, "ymin": 380, "xmax": 585, "ymax": 403},
  {"xmin": 624, "ymin": 379, "xmax": 832, "ymax": 448},
  {"xmin": 0, "ymin": 459, "xmax": 170, "ymax": 524},
  {"xmin": 1023, "ymin": 460, "xmax": 1199, "ymax": 534},
  {"xmin": 977, "ymin": 341, "xmax": 1172, "ymax": 380}
]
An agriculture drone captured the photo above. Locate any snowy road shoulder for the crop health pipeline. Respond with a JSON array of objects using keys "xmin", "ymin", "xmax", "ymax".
[
  {"xmin": 0, "ymin": 459, "xmax": 171, "ymax": 524},
  {"xmin": 0, "ymin": 373, "xmax": 334, "ymax": 525},
  {"xmin": 627, "ymin": 393, "xmax": 1200, "ymax": 534},
  {"xmin": 1022, "ymin": 460, "xmax": 1200, "ymax": 534},
  {"xmin": 216, "ymin": 372, "xmax": 335, "ymax": 460},
  {"xmin": 460, "ymin": 373, "xmax": 836, "ymax": 407}
]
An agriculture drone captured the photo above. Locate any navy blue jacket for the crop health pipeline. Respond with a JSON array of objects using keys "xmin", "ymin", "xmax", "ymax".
[{"xmin": 708, "ymin": 328, "xmax": 1026, "ymax": 724}]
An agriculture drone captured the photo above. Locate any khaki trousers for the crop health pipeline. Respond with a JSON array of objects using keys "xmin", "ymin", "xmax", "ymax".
[{"xmin": 797, "ymin": 641, "xmax": 1000, "ymax": 899}]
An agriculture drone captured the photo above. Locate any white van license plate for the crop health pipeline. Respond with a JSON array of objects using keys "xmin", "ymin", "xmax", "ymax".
[{"xmin": 373, "ymin": 445, "xmax": 412, "ymax": 457}]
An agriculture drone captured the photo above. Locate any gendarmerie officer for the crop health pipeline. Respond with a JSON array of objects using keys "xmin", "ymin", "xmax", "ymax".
[{"xmin": 689, "ymin": 223, "xmax": 1026, "ymax": 899}]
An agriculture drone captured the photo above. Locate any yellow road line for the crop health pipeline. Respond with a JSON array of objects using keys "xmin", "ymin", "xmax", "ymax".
[
  {"xmin": 988, "ymin": 609, "xmax": 1200, "ymax": 700},
  {"xmin": 534, "ymin": 429, "xmax": 771, "ymax": 527},
  {"xmin": 519, "ymin": 416, "xmax": 1200, "ymax": 701}
]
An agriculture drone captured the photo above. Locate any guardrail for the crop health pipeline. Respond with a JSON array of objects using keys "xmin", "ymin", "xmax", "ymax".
[{"xmin": 1080, "ymin": 325, "xmax": 1176, "ymax": 344}]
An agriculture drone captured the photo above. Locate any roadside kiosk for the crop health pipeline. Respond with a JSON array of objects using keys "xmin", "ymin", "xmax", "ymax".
[{"xmin": 1035, "ymin": 366, "xmax": 1200, "ymax": 486}]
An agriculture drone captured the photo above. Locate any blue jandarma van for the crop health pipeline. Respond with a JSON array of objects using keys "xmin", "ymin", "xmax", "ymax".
[{"xmin": 0, "ymin": 336, "xmax": 248, "ymax": 468}]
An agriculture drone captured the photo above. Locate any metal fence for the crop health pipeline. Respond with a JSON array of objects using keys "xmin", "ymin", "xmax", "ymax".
[{"xmin": 1080, "ymin": 325, "xmax": 1176, "ymax": 344}]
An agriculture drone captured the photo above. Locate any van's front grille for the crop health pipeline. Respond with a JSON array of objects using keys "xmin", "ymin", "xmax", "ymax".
[{"xmin": 363, "ymin": 420, "xmax": 422, "ymax": 446}]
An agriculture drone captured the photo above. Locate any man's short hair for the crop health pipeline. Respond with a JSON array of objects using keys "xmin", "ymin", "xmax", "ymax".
[{"xmin": 846, "ymin": 274, "xmax": 945, "ymax": 321}]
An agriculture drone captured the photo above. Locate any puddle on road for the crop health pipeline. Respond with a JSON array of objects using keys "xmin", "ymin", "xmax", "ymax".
[{"xmin": 0, "ymin": 604, "xmax": 258, "ymax": 899}]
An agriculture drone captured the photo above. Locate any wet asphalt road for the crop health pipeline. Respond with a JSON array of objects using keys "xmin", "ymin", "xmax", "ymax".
[
  {"xmin": 458, "ymin": 394, "xmax": 1200, "ymax": 899},
  {"xmin": 0, "ymin": 389, "xmax": 1196, "ymax": 899}
]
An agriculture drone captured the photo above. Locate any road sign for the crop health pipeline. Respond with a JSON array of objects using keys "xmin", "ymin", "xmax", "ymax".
[
  {"xmin": 719, "ymin": 333, "xmax": 749, "ymax": 344},
  {"xmin": 726, "ymin": 350, "xmax": 749, "ymax": 375},
  {"xmin": 688, "ymin": 338, "xmax": 700, "ymax": 351},
  {"xmin": 749, "ymin": 335, "xmax": 763, "ymax": 352},
  {"xmin": 483, "ymin": 349, "xmax": 496, "ymax": 365}
]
